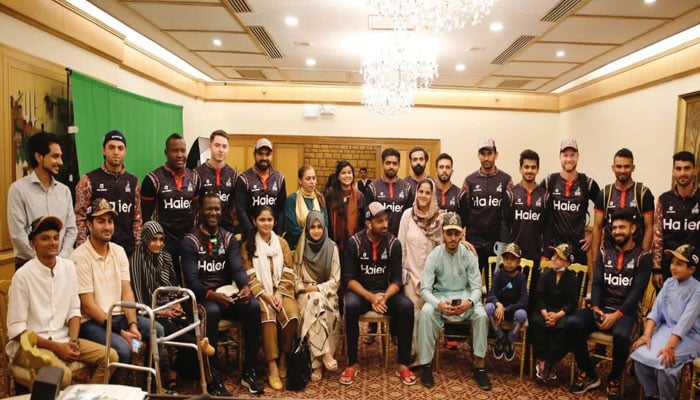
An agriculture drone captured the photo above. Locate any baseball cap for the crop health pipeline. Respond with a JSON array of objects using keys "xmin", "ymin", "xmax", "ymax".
[
  {"xmin": 502, "ymin": 243, "xmax": 522, "ymax": 258},
  {"xmin": 254, "ymin": 138, "xmax": 273, "ymax": 152},
  {"xmin": 28, "ymin": 216, "xmax": 63, "ymax": 240},
  {"xmin": 549, "ymin": 243, "xmax": 574, "ymax": 263},
  {"xmin": 103, "ymin": 130, "xmax": 126, "ymax": 147},
  {"xmin": 442, "ymin": 212, "xmax": 462, "ymax": 231},
  {"xmin": 478, "ymin": 137, "xmax": 496, "ymax": 152},
  {"xmin": 664, "ymin": 244, "xmax": 699, "ymax": 267},
  {"xmin": 89, "ymin": 198, "xmax": 118, "ymax": 218},
  {"xmin": 560, "ymin": 138, "xmax": 578, "ymax": 152},
  {"xmin": 365, "ymin": 201, "xmax": 389, "ymax": 220}
]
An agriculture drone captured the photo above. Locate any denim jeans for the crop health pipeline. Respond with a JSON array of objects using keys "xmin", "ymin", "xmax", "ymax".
[{"xmin": 80, "ymin": 315, "xmax": 164, "ymax": 364}]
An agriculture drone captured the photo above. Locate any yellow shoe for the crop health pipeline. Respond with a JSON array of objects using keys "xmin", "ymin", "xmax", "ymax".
[
  {"xmin": 199, "ymin": 337, "xmax": 215, "ymax": 357},
  {"xmin": 268, "ymin": 375, "xmax": 283, "ymax": 390}
]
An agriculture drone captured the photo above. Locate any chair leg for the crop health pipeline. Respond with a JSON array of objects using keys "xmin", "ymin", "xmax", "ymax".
[
  {"xmin": 690, "ymin": 364, "xmax": 697, "ymax": 398},
  {"xmin": 384, "ymin": 320, "xmax": 390, "ymax": 370},
  {"xmin": 519, "ymin": 329, "xmax": 527, "ymax": 379},
  {"xmin": 529, "ymin": 343, "xmax": 534, "ymax": 380},
  {"xmin": 570, "ymin": 356, "xmax": 576, "ymax": 385}
]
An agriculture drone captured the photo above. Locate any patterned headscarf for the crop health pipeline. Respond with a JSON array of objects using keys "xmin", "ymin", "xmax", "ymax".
[
  {"xmin": 129, "ymin": 221, "xmax": 177, "ymax": 306},
  {"xmin": 411, "ymin": 179, "xmax": 443, "ymax": 245}
]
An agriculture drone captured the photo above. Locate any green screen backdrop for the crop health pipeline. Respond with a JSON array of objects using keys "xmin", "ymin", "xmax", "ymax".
[{"xmin": 71, "ymin": 71, "xmax": 183, "ymax": 180}]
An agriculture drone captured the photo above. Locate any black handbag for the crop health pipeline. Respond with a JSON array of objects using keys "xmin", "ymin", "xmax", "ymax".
[{"xmin": 286, "ymin": 337, "xmax": 311, "ymax": 391}]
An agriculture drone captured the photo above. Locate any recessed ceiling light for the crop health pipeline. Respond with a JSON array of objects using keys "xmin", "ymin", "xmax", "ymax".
[
  {"xmin": 644, "ymin": 0, "xmax": 656, "ymax": 4},
  {"xmin": 455, "ymin": 63, "xmax": 466, "ymax": 72},
  {"xmin": 212, "ymin": 38, "xmax": 222, "ymax": 47},
  {"xmin": 285, "ymin": 16, "xmax": 299, "ymax": 26},
  {"xmin": 489, "ymin": 22, "xmax": 504, "ymax": 32},
  {"xmin": 305, "ymin": 58, "xmax": 316, "ymax": 66},
  {"xmin": 556, "ymin": 50, "xmax": 566, "ymax": 58}
]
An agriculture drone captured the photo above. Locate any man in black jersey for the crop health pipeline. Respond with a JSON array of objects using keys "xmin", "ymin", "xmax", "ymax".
[
  {"xmin": 435, "ymin": 153, "xmax": 460, "ymax": 213},
  {"xmin": 404, "ymin": 146, "xmax": 434, "ymax": 201},
  {"xmin": 652, "ymin": 150, "xmax": 700, "ymax": 288},
  {"xmin": 142, "ymin": 134, "xmax": 200, "ymax": 283},
  {"xmin": 541, "ymin": 138, "xmax": 600, "ymax": 264},
  {"xmin": 195, "ymin": 130, "xmax": 238, "ymax": 233},
  {"xmin": 235, "ymin": 138, "xmax": 286, "ymax": 237},
  {"xmin": 181, "ymin": 193, "xmax": 265, "ymax": 395},
  {"xmin": 366, "ymin": 148, "xmax": 412, "ymax": 237}
]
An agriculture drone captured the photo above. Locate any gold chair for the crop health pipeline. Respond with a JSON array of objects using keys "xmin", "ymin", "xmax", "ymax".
[
  {"xmin": 358, "ymin": 312, "xmax": 391, "ymax": 370},
  {"xmin": 217, "ymin": 319, "xmax": 244, "ymax": 375},
  {"xmin": 691, "ymin": 357, "xmax": 699, "ymax": 398}
]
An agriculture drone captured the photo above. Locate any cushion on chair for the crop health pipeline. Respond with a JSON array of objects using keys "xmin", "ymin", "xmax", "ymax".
[
  {"xmin": 694, "ymin": 357, "xmax": 700, "ymax": 369},
  {"xmin": 589, "ymin": 331, "xmax": 613, "ymax": 343}
]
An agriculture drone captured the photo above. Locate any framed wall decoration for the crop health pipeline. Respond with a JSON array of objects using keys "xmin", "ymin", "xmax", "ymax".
[{"xmin": 676, "ymin": 91, "xmax": 700, "ymax": 186}]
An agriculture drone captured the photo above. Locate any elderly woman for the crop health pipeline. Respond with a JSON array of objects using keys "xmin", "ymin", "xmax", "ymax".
[
  {"xmin": 242, "ymin": 205, "xmax": 300, "ymax": 391},
  {"xmin": 294, "ymin": 210, "xmax": 341, "ymax": 382},
  {"xmin": 285, "ymin": 165, "xmax": 327, "ymax": 250}
]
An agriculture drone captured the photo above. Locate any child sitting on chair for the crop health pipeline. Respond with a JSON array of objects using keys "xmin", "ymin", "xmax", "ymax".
[{"xmin": 484, "ymin": 243, "xmax": 529, "ymax": 361}]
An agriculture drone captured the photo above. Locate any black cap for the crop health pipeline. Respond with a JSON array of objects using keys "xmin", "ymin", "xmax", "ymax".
[{"xmin": 103, "ymin": 130, "xmax": 126, "ymax": 147}]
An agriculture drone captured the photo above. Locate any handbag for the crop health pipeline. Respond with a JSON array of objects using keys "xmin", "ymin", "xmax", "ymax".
[{"xmin": 285, "ymin": 337, "xmax": 311, "ymax": 391}]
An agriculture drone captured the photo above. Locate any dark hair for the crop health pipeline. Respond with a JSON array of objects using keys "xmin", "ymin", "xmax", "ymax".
[
  {"xmin": 27, "ymin": 132, "xmax": 61, "ymax": 169},
  {"xmin": 610, "ymin": 208, "xmax": 636, "ymax": 224},
  {"xmin": 297, "ymin": 164, "xmax": 315, "ymax": 179},
  {"xmin": 165, "ymin": 133, "xmax": 184, "ymax": 149},
  {"xmin": 614, "ymin": 148, "xmax": 634, "ymax": 161},
  {"xmin": 673, "ymin": 151, "xmax": 695, "ymax": 166},
  {"xmin": 360, "ymin": 167, "xmax": 368, "ymax": 172},
  {"xmin": 327, "ymin": 160, "xmax": 355, "ymax": 215},
  {"xmin": 199, "ymin": 191, "xmax": 221, "ymax": 207},
  {"xmin": 209, "ymin": 129, "xmax": 228, "ymax": 142},
  {"xmin": 408, "ymin": 146, "xmax": 428, "ymax": 162},
  {"xmin": 519, "ymin": 149, "xmax": 540, "ymax": 167},
  {"xmin": 245, "ymin": 205, "xmax": 275, "ymax": 258},
  {"xmin": 381, "ymin": 148, "xmax": 400, "ymax": 162},
  {"xmin": 435, "ymin": 153, "xmax": 453, "ymax": 167},
  {"xmin": 417, "ymin": 179, "xmax": 434, "ymax": 193}
]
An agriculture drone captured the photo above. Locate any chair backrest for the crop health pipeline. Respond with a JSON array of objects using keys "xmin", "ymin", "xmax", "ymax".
[
  {"xmin": 486, "ymin": 256, "xmax": 535, "ymax": 294},
  {"xmin": 1, "ymin": 279, "xmax": 12, "ymax": 395},
  {"xmin": 540, "ymin": 261, "xmax": 589, "ymax": 308}
]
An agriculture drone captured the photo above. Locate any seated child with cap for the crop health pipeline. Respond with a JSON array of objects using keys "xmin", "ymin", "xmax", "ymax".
[{"xmin": 484, "ymin": 243, "xmax": 528, "ymax": 362}]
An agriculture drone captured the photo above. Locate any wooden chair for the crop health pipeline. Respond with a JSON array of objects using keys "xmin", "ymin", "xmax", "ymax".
[
  {"xmin": 217, "ymin": 319, "xmax": 244, "ymax": 375},
  {"xmin": 485, "ymin": 256, "xmax": 534, "ymax": 379},
  {"xmin": 691, "ymin": 357, "xmax": 699, "ymax": 398},
  {"xmin": 358, "ymin": 312, "xmax": 391, "ymax": 370},
  {"xmin": 528, "ymin": 262, "xmax": 588, "ymax": 381}
]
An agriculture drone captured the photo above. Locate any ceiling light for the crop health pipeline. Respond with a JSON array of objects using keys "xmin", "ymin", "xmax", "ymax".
[
  {"xmin": 368, "ymin": 0, "xmax": 500, "ymax": 32},
  {"xmin": 63, "ymin": 0, "xmax": 213, "ymax": 81},
  {"xmin": 644, "ymin": 0, "xmax": 656, "ymax": 4},
  {"xmin": 305, "ymin": 58, "xmax": 317, "ymax": 66},
  {"xmin": 553, "ymin": 23, "xmax": 700, "ymax": 93},
  {"xmin": 455, "ymin": 63, "xmax": 466, "ymax": 71},
  {"xmin": 212, "ymin": 39, "xmax": 222, "ymax": 47},
  {"xmin": 489, "ymin": 21, "xmax": 504, "ymax": 32},
  {"xmin": 556, "ymin": 50, "xmax": 566, "ymax": 58},
  {"xmin": 285, "ymin": 16, "xmax": 299, "ymax": 26}
]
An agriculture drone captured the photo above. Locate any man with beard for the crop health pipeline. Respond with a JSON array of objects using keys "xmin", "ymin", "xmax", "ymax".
[
  {"xmin": 541, "ymin": 139, "xmax": 600, "ymax": 264},
  {"xmin": 458, "ymin": 137, "xmax": 512, "ymax": 272},
  {"xmin": 196, "ymin": 130, "xmax": 238, "ymax": 233},
  {"xmin": 8, "ymin": 132, "xmax": 76, "ymax": 269},
  {"xmin": 404, "ymin": 146, "xmax": 434, "ymax": 202},
  {"xmin": 366, "ymin": 148, "xmax": 412, "ymax": 236},
  {"xmin": 652, "ymin": 150, "xmax": 700, "ymax": 288},
  {"xmin": 567, "ymin": 209, "xmax": 651, "ymax": 399},
  {"xmin": 435, "ymin": 153, "xmax": 460, "ymax": 213},
  {"xmin": 235, "ymin": 138, "xmax": 286, "ymax": 236},
  {"xmin": 75, "ymin": 130, "xmax": 141, "ymax": 256},
  {"xmin": 142, "ymin": 133, "xmax": 200, "ymax": 283},
  {"xmin": 591, "ymin": 148, "xmax": 654, "ymax": 262}
]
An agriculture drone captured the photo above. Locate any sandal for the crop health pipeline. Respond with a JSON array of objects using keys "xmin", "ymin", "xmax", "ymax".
[
  {"xmin": 323, "ymin": 356, "xmax": 338, "ymax": 371},
  {"xmin": 396, "ymin": 369, "xmax": 417, "ymax": 386},
  {"xmin": 311, "ymin": 367, "xmax": 323, "ymax": 382},
  {"xmin": 339, "ymin": 367, "xmax": 358, "ymax": 385}
]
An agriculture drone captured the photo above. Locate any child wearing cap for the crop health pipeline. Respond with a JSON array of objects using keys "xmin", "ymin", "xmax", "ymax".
[
  {"xmin": 630, "ymin": 244, "xmax": 700, "ymax": 400},
  {"xmin": 484, "ymin": 242, "xmax": 528, "ymax": 362}
]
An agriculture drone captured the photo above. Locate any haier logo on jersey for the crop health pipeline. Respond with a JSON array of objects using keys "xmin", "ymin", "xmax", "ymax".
[
  {"xmin": 472, "ymin": 196, "xmax": 501, "ymax": 208},
  {"xmin": 97, "ymin": 183, "xmax": 107, "ymax": 192},
  {"xmin": 109, "ymin": 199, "xmax": 133, "ymax": 214},
  {"xmin": 198, "ymin": 259, "xmax": 225, "ymax": 272},
  {"xmin": 361, "ymin": 264, "xmax": 386, "ymax": 275},
  {"xmin": 553, "ymin": 199, "xmax": 580, "ymax": 212},
  {"xmin": 252, "ymin": 195, "xmax": 275, "ymax": 207},
  {"xmin": 604, "ymin": 273, "xmax": 633, "ymax": 287},
  {"xmin": 164, "ymin": 197, "xmax": 191, "ymax": 209},
  {"xmin": 663, "ymin": 218, "xmax": 700, "ymax": 231},
  {"xmin": 218, "ymin": 192, "xmax": 230, "ymax": 203},
  {"xmin": 515, "ymin": 209, "xmax": 540, "ymax": 221},
  {"xmin": 381, "ymin": 202, "xmax": 403, "ymax": 214}
]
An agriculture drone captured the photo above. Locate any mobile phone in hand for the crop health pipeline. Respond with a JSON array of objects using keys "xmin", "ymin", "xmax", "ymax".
[
  {"xmin": 594, "ymin": 311, "xmax": 604, "ymax": 324},
  {"xmin": 451, "ymin": 299, "xmax": 461, "ymax": 306},
  {"xmin": 230, "ymin": 294, "xmax": 239, "ymax": 303}
]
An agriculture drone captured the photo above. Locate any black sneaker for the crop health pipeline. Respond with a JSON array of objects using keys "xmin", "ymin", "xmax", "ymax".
[
  {"xmin": 207, "ymin": 380, "xmax": 231, "ymax": 397},
  {"xmin": 546, "ymin": 364, "xmax": 557, "ymax": 381},
  {"xmin": 606, "ymin": 379, "xmax": 621, "ymax": 400},
  {"xmin": 473, "ymin": 368, "xmax": 492, "ymax": 391},
  {"xmin": 492, "ymin": 337, "xmax": 504, "ymax": 359},
  {"xmin": 569, "ymin": 371, "xmax": 601, "ymax": 394},
  {"xmin": 535, "ymin": 361, "xmax": 546, "ymax": 381},
  {"xmin": 241, "ymin": 369, "xmax": 265, "ymax": 394},
  {"xmin": 503, "ymin": 338, "xmax": 515, "ymax": 361},
  {"xmin": 421, "ymin": 364, "xmax": 434, "ymax": 388}
]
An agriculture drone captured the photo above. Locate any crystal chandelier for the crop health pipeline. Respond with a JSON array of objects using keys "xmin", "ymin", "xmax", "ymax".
[
  {"xmin": 360, "ymin": 38, "xmax": 438, "ymax": 116},
  {"xmin": 368, "ymin": 0, "xmax": 499, "ymax": 32}
]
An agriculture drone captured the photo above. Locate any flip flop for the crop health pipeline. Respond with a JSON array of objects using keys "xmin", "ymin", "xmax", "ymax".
[
  {"xmin": 339, "ymin": 367, "xmax": 358, "ymax": 385},
  {"xmin": 311, "ymin": 367, "xmax": 323, "ymax": 382},
  {"xmin": 396, "ymin": 369, "xmax": 417, "ymax": 386},
  {"xmin": 323, "ymin": 357, "xmax": 338, "ymax": 371}
]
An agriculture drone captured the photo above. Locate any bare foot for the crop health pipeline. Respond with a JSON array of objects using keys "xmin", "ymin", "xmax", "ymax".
[{"xmin": 322, "ymin": 353, "xmax": 338, "ymax": 371}]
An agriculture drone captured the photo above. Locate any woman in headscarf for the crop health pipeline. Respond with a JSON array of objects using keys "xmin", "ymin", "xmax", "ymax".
[
  {"xmin": 294, "ymin": 210, "xmax": 340, "ymax": 382},
  {"xmin": 285, "ymin": 165, "xmax": 327, "ymax": 250},
  {"xmin": 242, "ymin": 205, "xmax": 300, "ymax": 391},
  {"xmin": 129, "ymin": 221, "xmax": 220, "ymax": 394},
  {"xmin": 325, "ymin": 160, "xmax": 366, "ymax": 255},
  {"xmin": 397, "ymin": 179, "xmax": 443, "ymax": 356}
]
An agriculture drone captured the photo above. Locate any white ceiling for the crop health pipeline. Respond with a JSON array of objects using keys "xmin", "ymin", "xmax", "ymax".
[{"xmin": 90, "ymin": 0, "xmax": 700, "ymax": 93}]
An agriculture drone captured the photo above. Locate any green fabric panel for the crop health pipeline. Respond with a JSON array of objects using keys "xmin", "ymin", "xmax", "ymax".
[{"xmin": 71, "ymin": 71, "xmax": 183, "ymax": 180}]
